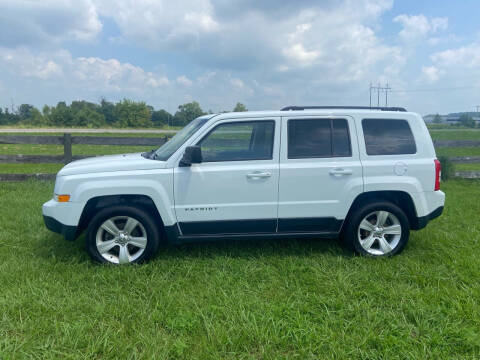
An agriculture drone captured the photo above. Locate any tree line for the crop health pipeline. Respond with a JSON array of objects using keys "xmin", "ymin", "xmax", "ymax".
[{"xmin": 0, "ymin": 99, "xmax": 248, "ymax": 128}]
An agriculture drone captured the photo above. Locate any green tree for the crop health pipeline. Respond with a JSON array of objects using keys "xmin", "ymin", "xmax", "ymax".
[
  {"xmin": 151, "ymin": 109, "xmax": 173, "ymax": 127},
  {"xmin": 233, "ymin": 102, "xmax": 247, "ymax": 112},
  {"xmin": 0, "ymin": 108, "xmax": 5, "ymax": 125},
  {"xmin": 74, "ymin": 107, "xmax": 106, "ymax": 128},
  {"xmin": 433, "ymin": 114, "xmax": 442, "ymax": 124},
  {"xmin": 174, "ymin": 101, "xmax": 205, "ymax": 126},
  {"xmin": 42, "ymin": 105, "xmax": 53, "ymax": 126},
  {"xmin": 18, "ymin": 104, "xmax": 36, "ymax": 120},
  {"xmin": 23, "ymin": 108, "xmax": 46, "ymax": 126},
  {"xmin": 459, "ymin": 113, "xmax": 475, "ymax": 128},
  {"xmin": 50, "ymin": 102, "xmax": 74, "ymax": 126},
  {"xmin": 113, "ymin": 99, "xmax": 152, "ymax": 127},
  {"xmin": 100, "ymin": 98, "xmax": 116, "ymax": 125}
]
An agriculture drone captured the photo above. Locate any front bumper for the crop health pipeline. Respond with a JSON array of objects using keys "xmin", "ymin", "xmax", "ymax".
[
  {"xmin": 42, "ymin": 199, "xmax": 84, "ymax": 241},
  {"xmin": 43, "ymin": 215, "xmax": 78, "ymax": 241}
]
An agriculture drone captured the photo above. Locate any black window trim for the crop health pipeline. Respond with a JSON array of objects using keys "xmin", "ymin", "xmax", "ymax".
[
  {"xmin": 195, "ymin": 119, "xmax": 276, "ymax": 163},
  {"xmin": 287, "ymin": 118, "xmax": 352, "ymax": 159},
  {"xmin": 361, "ymin": 118, "xmax": 417, "ymax": 156}
]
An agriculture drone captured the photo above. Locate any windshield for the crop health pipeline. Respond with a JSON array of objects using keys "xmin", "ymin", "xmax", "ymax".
[{"xmin": 153, "ymin": 116, "xmax": 211, "ymax": 161}]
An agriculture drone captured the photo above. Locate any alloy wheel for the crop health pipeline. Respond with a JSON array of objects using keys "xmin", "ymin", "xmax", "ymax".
[
  {"xmin": 95, "ymin": 216, "xmax": 148, "ymax": 264},
  {"xmin": 357, "ymin": 210, "xmax": 402, "ymax": 256}
]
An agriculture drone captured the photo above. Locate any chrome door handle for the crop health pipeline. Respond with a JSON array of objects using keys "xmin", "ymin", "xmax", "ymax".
[
  {"xmin": 329, "ymin": 168, "xmax": 353, "ymax": 176},
  {"xmin": 246, "ymin": 171, "xmax": 272, "ymax": 178}
]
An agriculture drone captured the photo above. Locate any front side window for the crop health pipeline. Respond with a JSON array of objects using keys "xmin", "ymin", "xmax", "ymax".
[
  {"xmin": 362, "ymin": 119, "xmax": 416, "ymax": 155},
  {"xmin": 288, "ymin": 118, "xmax": 352, "ymax": 158},
  {"xmin": 198, "ymin": 121, "xmax": 275, "ymax": 162}
]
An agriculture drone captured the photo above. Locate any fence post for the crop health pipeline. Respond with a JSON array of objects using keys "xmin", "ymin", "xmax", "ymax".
[{"xmin": 63, "ymin": 133, "xmax": 72, "ymax": 164}]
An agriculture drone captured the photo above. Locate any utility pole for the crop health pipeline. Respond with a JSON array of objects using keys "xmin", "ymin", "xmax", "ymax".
[
  {"xmin": 369, "ymin": 83, "xmax": 372, "ymax": 108},
  {"xmin": 377, "ymin": 82, "xmax": 380, "ymax": 107},
  {"xmin": 475, "ymin": 105, "xmax": 480, "ymax": 113},
  {"xmin": 385, "ymin": 83, "xmax": 390, "ymax": 107},
  {"xmin": 369, "ymin": 83, "xmax": 392, "ymax": 107}
]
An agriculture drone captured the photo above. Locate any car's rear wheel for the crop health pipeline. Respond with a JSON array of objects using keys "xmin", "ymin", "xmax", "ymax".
[
  {"xmin": 342, "ymin": 202, "xmax": 410, "ymax": 257},
  {"xmin": 86, "ymin": 206, "xmax": 160, "ymax": 264}
]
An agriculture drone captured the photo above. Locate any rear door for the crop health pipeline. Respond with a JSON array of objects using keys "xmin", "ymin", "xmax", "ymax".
[{"xmin": 278, "ymin": 115, "xmax": 363, "ymax": 233}]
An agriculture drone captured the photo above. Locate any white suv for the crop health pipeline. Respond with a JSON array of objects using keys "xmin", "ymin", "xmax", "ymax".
[{"xmin": 43, "ymin": 106, "xmax": 445, "ymax": 264}]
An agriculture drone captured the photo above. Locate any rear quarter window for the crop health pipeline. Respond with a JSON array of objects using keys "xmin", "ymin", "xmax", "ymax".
[{"xmin": 362, "ymin": 119, "xmax": 416, "ymax": 155}]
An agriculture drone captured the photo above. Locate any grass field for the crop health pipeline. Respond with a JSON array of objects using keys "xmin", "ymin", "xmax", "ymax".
[
  {"xmin": 428, "ymin": 128, "xmax": 480, "ymax": 141},
  {"xmin": 1, "ymin": 179, "xmax": 479, "ymax": 358}
]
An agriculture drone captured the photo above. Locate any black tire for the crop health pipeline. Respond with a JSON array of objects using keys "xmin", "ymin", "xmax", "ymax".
[
  {"xmin": 342, "ymin": 201, "xmax": 410, "ymax": 257},
  {"xmin": 85, "ymin": 205, "xmax": 160, "ymax": 264}
]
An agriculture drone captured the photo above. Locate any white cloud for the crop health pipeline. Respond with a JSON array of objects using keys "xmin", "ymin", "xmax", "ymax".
[
  {"xmin": 0, "ymin": 47, "xmax": 169, "ymax": 94},
  {"xmin": 93, "ymin": 0, "xmax": 219, "ymax": 50},
  {"xmin": 0, "ymin": 0, "xmax": 102, "ymax": 46},
  {"xmin": 177, "ymin": 75, "xmax": 193, "ymax": 86},
  {"xmin": 230, "ymin": 78, "xmax": 245, "ymax": 88},
  {"xmin": 430, "ymin": 43, "xmax": 480, "ymax": 68},
  {"xmin": 421, "ymin": 66, "xmax": 442, "ymax": 82},
  {"xmin": 394, "ymin": 14, "xmax": 448, "ymax": 42}
]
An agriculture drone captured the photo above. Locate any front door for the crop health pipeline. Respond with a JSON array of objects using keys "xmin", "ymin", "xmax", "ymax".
[{"xmin": 174, "ymin": 117, "xmax": 280, "ymax": 236}]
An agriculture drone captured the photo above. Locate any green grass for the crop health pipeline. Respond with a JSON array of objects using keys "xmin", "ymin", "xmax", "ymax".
[
  {"xmin": 0, "ymin": 163, "xmax": 63, "ymax": 174},
  {"xmin": 0, "ymin": 132, "xmax": 176, "ymax": 137},
  {"xmin": 455, "ymin": 163, "xmax": 480, "ymax": 171},
  {"xmin": 1, "ymin": 180, "xmax": 480, "ymax": 358},
  {"xmin": 436, "ymin": 147, "xmax": 480, "ymax": 157},
  {"xmin": 428, "ymin": 129, "xmax": 480, "ymax": 141},
  {"xmin": 0, "ymin": 144, "xmax": 151, "ymax": 156}
]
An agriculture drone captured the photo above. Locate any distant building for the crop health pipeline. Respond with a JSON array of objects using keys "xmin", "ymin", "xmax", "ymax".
[{"xmin": 423, "ymin": 112, "xmax": 480, "ymax": 125}]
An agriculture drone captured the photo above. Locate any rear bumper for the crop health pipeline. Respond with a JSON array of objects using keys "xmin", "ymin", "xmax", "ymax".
[
  {"xmin": 413, "ymin": 206, "xmax": 444, "ymax": 230},
  {"xmin": 43, "ymin": 215, "xmax": 78, "ymax": 241}
]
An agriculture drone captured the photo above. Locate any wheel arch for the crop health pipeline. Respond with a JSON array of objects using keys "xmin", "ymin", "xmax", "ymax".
[
  {"xmin": 341, "ymin": 190, "xmax": 419, "ymax": 232},
  {"xmin": 77, "ymin": 194, "xmax": 166, "ymax": 238}
]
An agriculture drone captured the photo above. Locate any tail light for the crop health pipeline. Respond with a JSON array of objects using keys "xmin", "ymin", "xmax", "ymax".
[{"xmin": 434, "ymin": 159, "xmax": 441, "ymax": 191}]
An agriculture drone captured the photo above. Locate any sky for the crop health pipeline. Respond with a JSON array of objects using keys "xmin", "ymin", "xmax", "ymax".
[{"xmin": 0, "ymin": 0, "xmax": 479, "ymax": 116}]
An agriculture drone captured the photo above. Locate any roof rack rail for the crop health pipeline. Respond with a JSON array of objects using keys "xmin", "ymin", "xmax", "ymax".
[{"xmin": 281, "ymin": 106, "xmax": 407, "ymax": 112}]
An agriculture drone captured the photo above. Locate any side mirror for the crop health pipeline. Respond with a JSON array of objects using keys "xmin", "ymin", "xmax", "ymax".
[{"xmin": 179, "ymin": 146, "xmax": 202, "ymax": 167}]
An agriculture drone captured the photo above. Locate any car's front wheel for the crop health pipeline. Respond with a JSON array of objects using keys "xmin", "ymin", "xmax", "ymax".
[
  {"xmin": 343, "ymin": 202, "xmax": 410, "ymax": 257},
  {"xmin": 85, "ymin": 206, "xmax": 160, "ymax": 264}
]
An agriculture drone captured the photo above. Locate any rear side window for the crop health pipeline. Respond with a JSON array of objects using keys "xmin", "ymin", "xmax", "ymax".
[
  {"xmin": 362, "ymin": 119, "xmax": 416, "ymax": 155},
  {"xmin": 288, "ymin": 118, "xmax": 351, "ymax": 158}
]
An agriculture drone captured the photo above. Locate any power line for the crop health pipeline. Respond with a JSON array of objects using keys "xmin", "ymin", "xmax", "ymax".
[{"xmin": 391, "ymin": 85, "xmax": 479, "ymax": 93}]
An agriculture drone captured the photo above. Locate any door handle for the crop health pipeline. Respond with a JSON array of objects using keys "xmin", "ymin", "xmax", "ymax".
[
  {"xmin": 246, "ymin": 171, "xmax": 272, "ymax": 178},
  {"xmin": 329, "ymin": 168, "xmax": 353, "ymax": 176}
]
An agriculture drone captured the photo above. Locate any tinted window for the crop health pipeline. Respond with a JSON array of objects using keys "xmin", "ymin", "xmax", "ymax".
[
  {"xmin": 198, "ymin": 121, "xmax": 274, "ymax": 162},
  {"xmin": 332, "ymin": 119, "xmax": 351, "ymax": 156},
  {"xmin": 362, "ymin": 119, "xmax": 416, "ymax": 155},
  {"xmin": 288, "ymin": 118, "xmax": 351, "ymax": 158}
]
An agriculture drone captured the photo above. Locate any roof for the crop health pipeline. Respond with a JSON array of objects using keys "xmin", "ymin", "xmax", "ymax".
[
  {"xmin": 281, "ymin": 106, "xmax": 407, "ymax": 112},
  {"xmin": 214, "ymin": 107, "xmax": 417, "ymax": 120}
]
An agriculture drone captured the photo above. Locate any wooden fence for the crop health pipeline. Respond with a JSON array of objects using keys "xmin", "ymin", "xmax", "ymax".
[
  {"xmin": 0, "ymin": 133, "xmax": 168, "ymax": 163},
  {"xmin": 0, "ymin": 134, "xmax": 479, "ymax": 180}
]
